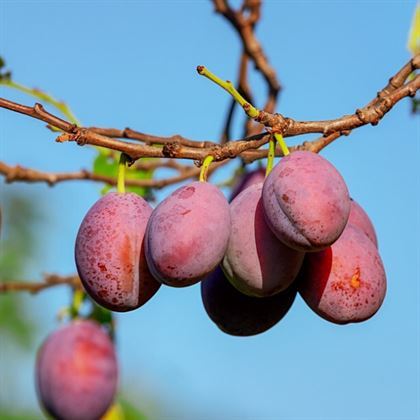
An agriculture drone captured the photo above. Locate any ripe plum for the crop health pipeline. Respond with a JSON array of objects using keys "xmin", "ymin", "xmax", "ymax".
[
  {"xmin": 348, "ymin": 198, "xmax": 378, "ymax": 247},
  {"xmin": 223, "ymin": 183, "xmax": 304, "ymax": 297},
  {"xmin": 298, "ymin": 224, "xmax": 386, "ymax": 324},
  {"xmin": 145, "ymin": 181, "xmax": 231, "ymax": 287},
  {"xmin": 230, "ymin": 167, "xmax": 265, "ymax": 200},
  {"xmin": 36, "ymin": 320, "xmax": 118, "ymax": 420},
  {"xmin": 201, "ymin": 267, "xmax": 297, "ymax": 336},
  {"xmin": 262, "ymin": 151, "xmax": 350, "ymax": 251},
  {"xmin": 75, "ymin": 192, "xmax": 160, "ymax": 311}
]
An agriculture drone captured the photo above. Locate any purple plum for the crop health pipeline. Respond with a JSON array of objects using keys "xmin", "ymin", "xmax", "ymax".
[
  {"xmin": 75, "ymin": 192, "xmax": 160, "ymax": 312},
  {"xmin": 262, "ymin": 151, "xmax": 350, "ymax": 251}
]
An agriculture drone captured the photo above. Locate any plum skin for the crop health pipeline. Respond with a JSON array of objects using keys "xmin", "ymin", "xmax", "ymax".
[
  {"xmin": 223, "ymin": 183, "xmax": 304, "ymax": 297},
  {"xmin": 145, "ymin": 181, "xmax": 231, "ymax": 287},
  {"xmin": 348, "ymin": 198, "xmax": 378, "ymax": 247},
  {"xmin": 201, "ymin": 266, "xmax": 297, "ymax": 336},
  {"xmin": 262, "ymin": 151, "xmax": 351, "ymax": 252},
  {"xmin": 36, "ymin": 320, "xmax": 118, "ymax": 420},
  {"xmin": 75, "ymin": 192, "xmax": 160, "ymax": 312},
  {"xmin": 230, "ymin": 167, "xmax": 266, "ymax": 201},
  {"xmin": 298, "ymin": 224, "xmax": 386, "ymax": 324}
]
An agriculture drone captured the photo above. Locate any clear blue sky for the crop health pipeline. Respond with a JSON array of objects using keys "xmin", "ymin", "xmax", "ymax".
[{"xmin": 1, "ymin": 1, "xmax": 419, "ymax": 419}]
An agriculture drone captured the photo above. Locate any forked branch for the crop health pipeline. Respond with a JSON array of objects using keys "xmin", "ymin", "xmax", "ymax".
[{"xmin": 0, "ymin": 55, "xmax": 418, "ymax": 166}]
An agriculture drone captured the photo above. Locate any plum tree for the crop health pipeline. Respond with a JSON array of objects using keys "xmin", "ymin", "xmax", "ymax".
[
  {"xmin": 36, "ymin": 320, "xmax": 118, "ymax": 420},
  {"xmin": 0, "ymin": 2, "xmax": 417, "ymax": 418}
]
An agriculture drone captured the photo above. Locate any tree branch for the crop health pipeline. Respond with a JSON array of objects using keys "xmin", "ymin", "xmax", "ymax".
[
  {"xmin": 213, "ymin": 0, "xmax": 280, "ymax": 140},
  {"xmin": 0, "ymin": 274, "xmax": 81, "ymax": 294},
  {"xmin": 1, "ymin": 55, "xmax": 418, "ymax": 164},
  {"xmin": 212, "ymin": 0, "xmax": 281, "ymax": 100},
  {"xmin": 0, "ymin": 160, "xmax": 228, "ymax": 189}
]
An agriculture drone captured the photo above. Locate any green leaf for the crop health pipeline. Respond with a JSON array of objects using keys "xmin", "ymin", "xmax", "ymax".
[
  {"xmin": 118, "ymin": 398, "xmax": 148, "ymax": 420},
  {"xmin": 92, "ymin": 152, "xmax": 154, "ymax": 198},
  {"xmin": 408, "ymin": 5, "xmax": 420, "ymax": 55},
  {"xmin": 0, "ymin": 56, "xmax": 12, "ymax": 82},
  {"xmin": 0, "ymin": 410, "xmax": 41, "ymax": 419},
  {"xmin": 0, "ymin": 192, "xmax": 42, "ymax": 349},
  {"xmin": 0, "ymin": 295, "xmax": 34, "ymax": 349},
  {"xmin": 411, "ymin": 97, "xmax": 420, "ymax": 114}
]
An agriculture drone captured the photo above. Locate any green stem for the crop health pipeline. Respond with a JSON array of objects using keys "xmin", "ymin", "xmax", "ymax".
[
  {"xmin": 1, "ymin": 80, "xmax": 81, "ymax": 126},
  {"xmin": 265, "ymin": 137, "xmax": 276, "ymax": 176},
  {"xmin": 70, "ymin": 289, "xmax": 85, "ymax": 319},
  {"xmin": 274, "ymin": 132, "xmax": 290, "ymax": 156},
  {"xmin": 197, "ymin": 65, "xmax": 260, "ymax": 119},
  {"xmin": 199, "ymin": 155, "xmax": 214, "ymax": 182},
  {"xmin": 117, "ymin": 153, "xmax": 128, "ymax": 193},
  {"xmin": 1, "ymin": 79, "xmax": 113, "ymax": 156}
]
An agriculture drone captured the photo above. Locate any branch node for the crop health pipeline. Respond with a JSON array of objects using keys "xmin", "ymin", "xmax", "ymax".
[
  {"xmin": 162, "ymin": 142, "xmax": 182, "ymax": 158},
  {"xmin": 355, "ymin": 108, "xmax": 369, "ymax": 124},
  {"xmin": 33, "ymin": 102, "xmax": 45, "ymax": 114}
]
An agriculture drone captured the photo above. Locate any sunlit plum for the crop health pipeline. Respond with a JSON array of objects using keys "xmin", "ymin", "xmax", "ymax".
[
  {"xmin": 262, "ymin": 151, "xmax": 350, "ymax": 251},
  {"xmin": 145, "ymin": 181, "xmax": 231, "ymax": 287},
  {"xmin": 36, "ymin": 320, "xmax": 118, "ymax": 420},
  {"xmin": 298, "ymin": 224, "xmax": 386, "ymax": 324},
  {"xmin": 201, "ymin": 267, "xmax": 297, "ymax": 336},
  {"xmin": 230, "ymin": 167, "xmax": 265, "ymax": 200},
  {"xmin": 75, "ymin": 192, "xmax": 160, "ymax": 312},
  {"xmin": 223, "ymin": 183, "xmax": 304, "ymax": 297},
  {"xmin": 348, "ymin": 198, "xmax": 378, "ymax": 247}
]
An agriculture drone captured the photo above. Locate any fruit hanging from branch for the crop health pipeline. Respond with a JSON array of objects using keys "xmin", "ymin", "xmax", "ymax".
[{"xmin": 36, "ymin": 320, "xmax": 118, "ymax": 420}]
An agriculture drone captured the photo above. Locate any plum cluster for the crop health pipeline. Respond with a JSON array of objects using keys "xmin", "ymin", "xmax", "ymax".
[
  {"xmin": 36, "ymin": 151, "xmax": 387, "ymax": 418},
  {"xmin": 74, "ymin": 150, "xmax": 387, "ymax": 334}
]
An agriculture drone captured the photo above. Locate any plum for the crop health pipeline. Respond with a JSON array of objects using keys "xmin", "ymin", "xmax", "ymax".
[
  {"xmin": 145, "ymin": 181, "xmax": 231, "ymax": 287},
  {"xmin": 201, "ymin": 267, "xmax": 297, "ymax": 336},
  {"xmin": 298, "ymin": 224, "xmax": 386, "ymax": 324},
  {"xmin": 75, "ymin": 192, "xmax": 160, "ymax": 312},
  {"xmin": 262, "ymin": 151, "xmax": 350, "ymax": 251},
  {"xmin": 36, "ymin": 320, "xmax": 118, "ymax": 420},
  {"xmin": 348, "ymin": 198, "xmax": 378, "ymax": 247},
  {"xmin": 223, "ymin": 183, "xmax": 304, "ymax": 297},
  {"xmin": 230, "ymin": 167, "xmax": 266, "ymax": 200}
]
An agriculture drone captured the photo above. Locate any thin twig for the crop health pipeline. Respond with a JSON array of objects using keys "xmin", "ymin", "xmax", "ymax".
[
  {"xmin": 0, "ymin": 160, "xmax": 227, "ymax": 189},
  {"xmin": 212, "ymin": 0, "xmax": 281, "ymax": 100},
  {"xmin": 0, "ymin": 274, "xmax": 82, "ymax": 294},
  {"xmin": 0, "ymin": 56, "xmax": 418, "ymax": 163}
]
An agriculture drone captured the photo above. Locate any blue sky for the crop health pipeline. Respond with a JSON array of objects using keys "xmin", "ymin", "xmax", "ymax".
[{"xmin": 1, "ymin": 1, "xmax": 419, "ymax": 419}]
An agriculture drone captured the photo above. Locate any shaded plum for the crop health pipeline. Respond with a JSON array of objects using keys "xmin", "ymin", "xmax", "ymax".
[
  {"xmin": 348, "ymin": 198, "xmax": 378, "ymax": 247},
  {"xmin": 36, "ymin": 320, "xmax": 118, "ymax": 420},
  {"xmin": 230, "ymin": 167, "xmax": 265, "ymax": 201},
  {"xmin": 75, "ymin": 192, "xmax": 160, "ymax": 312},
  {"xmin": 262, "ymin": 151, "xmax": 350, "ymax": 251},
  {"xmin": 145, "ymin": 181, "xmax": 231, "ymax": 287},
  {"xmin": 201, "ymin": 267, "xmax": 297, "ymax": 336},
  {"xmin": 298, "ymin": 224, "xmax": 386, "ymax": 324},
  {"xmin": 223, "ymin": 183, "xmax": 304, "ymax": 297}
]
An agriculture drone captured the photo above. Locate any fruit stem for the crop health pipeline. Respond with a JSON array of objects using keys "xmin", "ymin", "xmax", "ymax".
[
  {"xmin": 265, "ymin": 136, "xmax": 276, "ymax": 177},
  {"xmin": 274, "ymin": 132, "xmax": 290, "ymax": 156},
  {"xmin": 196, "ymin": 65, "xmax": 260, "ymax": 119},
  {"xmin": 117, "ymin": 153, "xmax": 128, "ymax": 194},
  {"xmin": 70, "ymin": 289, "xmax": 85, "ymax": 319},
  {"xmin": 199, "ymin": 155, "xmax": 214, "ymax": 182}
]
